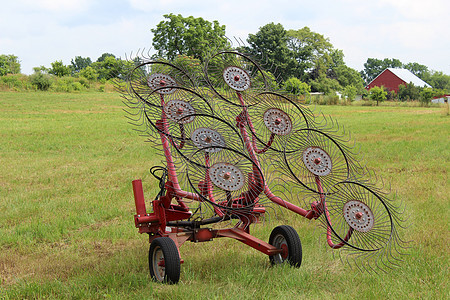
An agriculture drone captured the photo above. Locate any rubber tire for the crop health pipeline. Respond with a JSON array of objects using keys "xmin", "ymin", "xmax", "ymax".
[
  {"xmin": 269, "ymin": 225, "xmax": 302, "ymax": 268},
  {"xmin": 149, "ymin": 237, "xmax": 181, "ymax": 284}
]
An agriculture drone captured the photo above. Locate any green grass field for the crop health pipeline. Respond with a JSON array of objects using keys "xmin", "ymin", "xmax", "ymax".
[{"xmin": 0, "ymin": 91, "xmax": 448, "ymax": 299}]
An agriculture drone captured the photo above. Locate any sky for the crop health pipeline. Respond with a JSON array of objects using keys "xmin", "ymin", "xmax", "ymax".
[{"xmin": 1, "ymin": 0, "xmax": 449, "ymax": 75}]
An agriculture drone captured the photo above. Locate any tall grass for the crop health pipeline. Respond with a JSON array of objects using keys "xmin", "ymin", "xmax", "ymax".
[{"xmin": 0, "ymin": 92, "xmax": 448, "ymax": 299}]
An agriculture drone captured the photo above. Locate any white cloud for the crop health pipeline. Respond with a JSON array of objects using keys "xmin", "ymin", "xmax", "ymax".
[
  {"xmin": 22, "ymin": 0, "xmax": 91, "ymax": 13},
  {"xmin": 379, "ymin": 0, "xmax": 449, "ymax": 19},
  {"xmin": 1, "ymin": 0, "xmax": 449, "ymax": 74}
]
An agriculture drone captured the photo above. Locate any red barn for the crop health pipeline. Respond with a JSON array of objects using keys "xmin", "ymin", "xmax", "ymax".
[{"xmin": 366, "ymin": 68, "xmax": 431, "ymax": 93}]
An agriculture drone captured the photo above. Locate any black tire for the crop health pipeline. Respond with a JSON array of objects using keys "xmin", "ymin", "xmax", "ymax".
[
  {"xmin": 269, "ymin": 225, "xmax": 302, "ymax": 268},
  {"xmin": 149, "ymin": 237, "xmax": 181, "ymax": 284}
]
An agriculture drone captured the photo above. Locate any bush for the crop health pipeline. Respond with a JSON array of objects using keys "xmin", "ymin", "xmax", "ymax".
[
  {"xmin": 283, "ymin": 77, "xmax": 310, "ymax": 96},
  {"xmin": 0, "ymin": 74, "xmax": 32, "ymax": 91},
  {"xmin": 309, "ymin": 94, "xmax": 339, "ymax": 105},
  {"xmin": 72, "ymin": 82, "xmax": 83, "ymax": 91},
  {"xmin": 369, "ymin": 86, "xmax": 387, "ymax": 106},
  {"xmin": 78, "ymin": 77, "xmax": 90, "ymax": 88},
  {"xmin": 30, "ymin": 72, "xmax": 52, "ymax": 91}
]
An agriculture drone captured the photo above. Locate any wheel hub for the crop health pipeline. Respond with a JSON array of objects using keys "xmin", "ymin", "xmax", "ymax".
[
  {"xmin": 223, "ymin": 66, "xmax": 251, "ymax": 91},
  {"xmin": 191, "ymin": 128, "xmax": 226, "ymax": 153},
  {"xmin": 147, "ymin": 73, "xmax": 177, "ymax": 94},
  {"xmin": 164, "ymin": 100, "xmax": 195, "ymax": 124},
  {"xmin": 263, "ymin": 108, "xmax": 292, "ymax": 135},
  {"xmin": 208, "ymin": 162, "xmax": 245, "ymax": 191},
  {"xmin": 152, "ymin": 247, "xmax": 165, "ymax": 281},
  {"xmin": 302, "ymin": 147, "xmax": 332, "ymax": 176},
  {"xmin": 343, "ymin": 200, "xmax": 374, "ymax": 232}
]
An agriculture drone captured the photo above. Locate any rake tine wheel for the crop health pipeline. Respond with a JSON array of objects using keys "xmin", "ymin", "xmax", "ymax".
[
  {"xmin": 280, "ymin": 128, "xmax": 353, "ymax": 194},
  {"xmin": 319, "ymin": 181, "xmax": 406, "ymax": 272}
]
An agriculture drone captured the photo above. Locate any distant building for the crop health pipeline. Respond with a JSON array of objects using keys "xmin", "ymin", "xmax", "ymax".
[
  {"xmin": 366, "ymin": 68, "xmax": 432, "ymax": 93},
  {"xmin": 431, "ymin": 95, "xmax": 449, "ymax": 104}
]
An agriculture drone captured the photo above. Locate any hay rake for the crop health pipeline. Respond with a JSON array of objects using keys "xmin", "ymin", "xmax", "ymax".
[{"xmin": 119, "ymin": 45, "xmax": 406, "ymax": 283}]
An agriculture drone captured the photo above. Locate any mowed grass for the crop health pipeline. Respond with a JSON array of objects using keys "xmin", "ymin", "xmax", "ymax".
[{"xmin": 0, "ymin": 92, "xmax": 448, "ymax": 299}]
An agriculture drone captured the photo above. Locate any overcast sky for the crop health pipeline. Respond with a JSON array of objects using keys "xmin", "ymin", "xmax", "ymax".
[{"xmin": 2, "ymin": 0, "xmax": 449, "ymax": 75}]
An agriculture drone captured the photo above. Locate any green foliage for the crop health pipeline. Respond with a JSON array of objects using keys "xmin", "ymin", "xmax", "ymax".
[
  {"xmin": 309, "ymin": 73, "xmax": 341, "ymax": 95},
  {"xmin": 173, "ymin": 54, "xmax": 202, "ymax": 78},
  {"xmin": 419, "ymin": 87, "xmax": 435, "ymax": 105},
  {"xmin": 49, "ymin": 60, "xmax": 71, "ymax": 77},
  {"xmin": 33, "ymin": 65, "xmax": 50, "ymax": 74},
  {"xmin": 96, "ymin": 53, "xmax": 116, "ymax": 62},
  {"xmin": 342, "ymin": 85, "xmax": 358, "ymax": 101},
  {"xmin": 283, "ymin": 77, "xmax": 310, "ymax": 95},
  {"xmin": 386, "ymin": 89, "xmax": 397, "ymax": 101},
  {"xmin": 398, "ymin": 83, "xmax": 420, "ymax": 101},
  {"xmin": 152, "ymin": 14, "xmax": 227, "ymax": 61},
  {"xmin": 92, "ymin": 56, "xmax": 124, "ymax": 80},
  {"xmin": 369, "ymin": 86, "xmax": 387, "ymax": 105},
  {"xmin": 50, "ymin": 76, "xmax": 87, "ymax": 92},
  {"xmin": 0, "ymin": 74, "xmax": 32, "ymax": 91},
  {"xmin": 254, "ymin": 69, "xmax": 279, "ymax": 90},
  {"xmin": 71, "ymin": 56, "xmax": 92, "ymax": 73},
  {"xmin": 246, "ymin": 23, "xmax": 293, "ymax": 81},
  {"xmin": 286, "ymin": 27, "xmax": 334, "ymax": 80},
  {"xmin": 403, "ymin": 62, "xmax": 429, "ymax": 79},
  {"xmin": 334, "ymin": 65, "xmax": 364, "ymax": 91},
  {"xmin": 423, "ymin": 70, "xmax": 450, "ymax": 90},
  {"xmin": 79, "ymin": 66, "xmax": 99, "ymax": 81},
  {"xmin": 361, "ymin": 58, "xmax": 402, "ymax": 83},
  {"xmin": 309, "ymin": 94, "xmax": 339, "ymax": 105},
  {"xmin": 29, "ymin": 72, "xmax": 53, "ymax": 90},
  {"xmin": 0, "ymin": 54, "xmax": 21, "ymax": 75}
]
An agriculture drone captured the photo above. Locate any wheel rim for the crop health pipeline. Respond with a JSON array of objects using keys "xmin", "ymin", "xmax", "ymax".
[
  {"xmin": 223, "ymin": 66, "xmax": 251, "ymax": 91},
  {"xmin": 147, "ymin": 73, "xmax": 177, "ymax": 94},
  {"xmin": 272, "ymin": 234, "xmax": 288, "ymax": 264},
  {"xmin": 302, "ymin": 146, "xmax": 332, "ymax": 176},
  {"xmin": 208, "ymin": 162, "xmax": 245, "ymax": 191},
  {"xmin": 342, "ymin": 200, "xmax": 374, "ymax": 232},
  {"xmin": 263, "ymin": 108, "xmax": 293, "ymax": 136},
  {"xmin": 152, "ymin": 246, "xmax": 165, "ymax": 281}
]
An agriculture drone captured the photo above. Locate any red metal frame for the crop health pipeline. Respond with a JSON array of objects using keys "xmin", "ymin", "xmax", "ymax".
[{"xmin": 132, "ymin": 89, "xmax": 342, "ymax": 261}]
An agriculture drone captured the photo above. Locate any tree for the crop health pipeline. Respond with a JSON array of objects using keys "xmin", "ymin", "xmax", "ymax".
[
  {"xmin": 246, "ymin": 23, "xmax": 294, "ymax": 81},
  {"xmin": 423, "ymin": 71, "xmax": 450, "ymax": 90},
  {"xmin": 404, "ymin": 62, "xmax": 428, "ymax": 79},
  {"xmin": 420, "ymin": 87, "xmax": 435, "ymax": 105},
  {"xmin": 361, "ymin": 58, "xmax": 402, "ymax": 83},
  {"xmin": 398, "ymin": 83, "xmax": 420, "ymax": 101},
  {"xmin": 96, "ymin": 53, "xmax": 116, "ymax": 62},
  {"xmin": 369, "ymin": 86, "xmax": 387, "ymax": 105},
  {"xmin": 33, "ymin": 66, "xmax": 50, "ymax": 74},
  {"xmin": 71, "ymin": 56, "xmax": 92, "ymax": 73},
  {"xmin": 152, "ymin": 14, "xmax": 227, "ymax": 61},
  {"xmin": 342, "ymin": 85, "xmax": 358, "ymax": 102},
  {"xmin": 309, "ymin": 73, "xmax": 341, "ymax": 95},
  {"xmin": 334, "ymin": 65, "xmax": 365, "ymax": 91},
  {"xmin": 286, "ymin": 27, "xmax": 334, "ymax": 80},
  {"xmin": 0, "ymin": 54, "xmax": 21, "ymax": 75},
  {"xmin": 283, "ymin": 77, "xmax": 311, "ymax": 96},
  {"xmin": 49, "ymin": 60, "xmax": 71, "ymax": 77},
  {"xmin": 92, "ymin": 56, "xmax": 125, "ymax": 80},
  {"xmin": 79, "ymin": 66, "xmax": 98, "ymax": 81}
]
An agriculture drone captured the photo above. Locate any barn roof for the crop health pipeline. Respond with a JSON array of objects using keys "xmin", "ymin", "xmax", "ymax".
[
  {"xmin": 366, "ymin": 68, "xmax": 432, "ymax": 89},
  {"xmin": 386, "ymin": 68, "xmax": 431, "ymax": 88}
]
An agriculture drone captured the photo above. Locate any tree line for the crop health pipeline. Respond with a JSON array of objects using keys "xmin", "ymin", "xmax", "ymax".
[{"xmin": 1, "ymin": 13, "xmax": 449, "ymax": 102}]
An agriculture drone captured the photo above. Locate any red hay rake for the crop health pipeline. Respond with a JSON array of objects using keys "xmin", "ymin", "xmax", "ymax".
[{"xmin": 118, "ymin": 45, "xmax": 406, "ymax": 283}]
